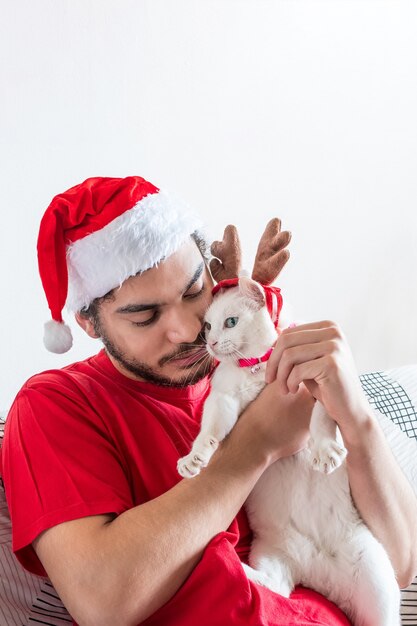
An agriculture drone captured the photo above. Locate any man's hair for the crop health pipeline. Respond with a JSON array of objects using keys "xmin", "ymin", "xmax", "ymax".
[{"xmin": 78, "ymin": 232, "xmax": 209, "ymax": 331}]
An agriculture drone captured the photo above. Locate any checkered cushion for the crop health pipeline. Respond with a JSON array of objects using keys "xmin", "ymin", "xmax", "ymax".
[{"xmin": 360, "ymin": 366, "xmax": 417, "ymax": 624}]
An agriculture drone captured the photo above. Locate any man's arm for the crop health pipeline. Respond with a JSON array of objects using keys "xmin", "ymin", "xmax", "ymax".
[
  {"xmin": 33, "ymin": 384, "xmax": 313, "ymax": 626},
  {"xmin": 345, "ymin": 416, "xmax": 417, "ymax": 589},
  {"xmin": 267, "ymin": 320, "xmax": 417, "ymax": 588}
]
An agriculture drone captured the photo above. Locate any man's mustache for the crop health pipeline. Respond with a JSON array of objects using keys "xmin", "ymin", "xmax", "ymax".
[{"xmin": 159, "ymin": 336, "xmax": 207, "ymax": 367}]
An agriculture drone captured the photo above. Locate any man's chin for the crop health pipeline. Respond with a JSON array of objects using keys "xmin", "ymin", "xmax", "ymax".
[{"xmin": 107, "ymin": 348, "xmax": 214, "ymax": 387}]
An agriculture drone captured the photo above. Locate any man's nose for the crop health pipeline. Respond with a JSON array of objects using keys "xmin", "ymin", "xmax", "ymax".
[{"xmin": 165, "ymin": 307, "xmax": 203, "ymax": 344}]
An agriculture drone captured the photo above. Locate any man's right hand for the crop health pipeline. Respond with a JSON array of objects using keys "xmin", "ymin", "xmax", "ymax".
[{"xmin": 229, "ymin": 381, "xmax": 314, "ymax": 467}]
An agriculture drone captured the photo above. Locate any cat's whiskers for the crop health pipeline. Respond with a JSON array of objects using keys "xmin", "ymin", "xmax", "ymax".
[
  {"xmin": 165, "ymin": 352, "xmax": 210, "ymax": 387},
  {"xmin": 179, "ymin": 351, "xmax": 213, "ymax": 387},
  {"xmin": 164, "ymin": 345, "xmax": 207, "ymax": 365}
]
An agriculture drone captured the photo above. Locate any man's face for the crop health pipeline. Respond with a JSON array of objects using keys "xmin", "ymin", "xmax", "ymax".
[{"xmin": 87, "ymin": 239, "xmax": 215, "ymax": 387}]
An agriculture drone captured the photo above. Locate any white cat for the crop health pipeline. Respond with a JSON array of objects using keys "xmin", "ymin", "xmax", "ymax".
[{"xmin": 177, "ymin": 275, "xmax": 400, "ymax": 626}]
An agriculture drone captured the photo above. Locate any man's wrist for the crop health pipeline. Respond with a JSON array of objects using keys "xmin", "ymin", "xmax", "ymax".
[
  {"xmin": 341, "ymin": 408, "xmax": 379, "ymax": 452},
  {"xmin": 212, "ymin": 425, "xmax": 271, "ymax": 478}
]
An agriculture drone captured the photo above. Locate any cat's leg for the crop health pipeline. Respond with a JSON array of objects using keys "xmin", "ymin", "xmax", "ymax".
[
  {"xmin": 308, "ymin": 401, "xmax": 347, "ymax": 474},
  {"xmin": 240, "ymin": 519, "xmax": 319, "ymax": 598},
  {"xmin": 177, "ymin": 393, "xmax": 239, "ymax": 478},
  {"xmin": 313, "ymin": 526, "xmax": 400, "ymax": 626},
  {"xmin": 339, "ymin": 527, "xmax": 400, "ymax": 626},
  {"xmin": 242, "ymin": 536, "xmax": 296, "ymax": 597}
]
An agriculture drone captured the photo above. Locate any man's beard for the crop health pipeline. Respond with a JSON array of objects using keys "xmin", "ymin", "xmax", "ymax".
[{"xmin": 98, "ymin": 326, "xmax": 215, "ymax": 388}]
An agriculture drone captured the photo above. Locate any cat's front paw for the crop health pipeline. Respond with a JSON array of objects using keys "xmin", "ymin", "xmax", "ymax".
[
  {"xmin": 177, "ymin": 438, "xmax": 219, "ymax": 479},
  {"xmin": 177, "ymin": 453, "xmax": 204, "ymax": 478},
  {"xmin": 309, "ymin": 437, "xmax": 347, "ymax": 474}
]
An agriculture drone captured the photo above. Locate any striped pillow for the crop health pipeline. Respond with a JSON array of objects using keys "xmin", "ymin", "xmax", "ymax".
[
  {"xmin": 0, "ymin": 365, "xmax": 417, "ymax": 625},
  {"xmin": 0, "ymin": 416, "xmax": 72, "ymax": 625}
]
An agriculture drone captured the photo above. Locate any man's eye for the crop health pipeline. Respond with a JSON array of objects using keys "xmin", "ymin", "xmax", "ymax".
[
  {"xmin": 185, "ymin": 283, "xmax": 205, "ymax": 299},
  {"xmin": 131, "ymin": 311, "xmax": 159, "ymax": 327},
  {"xmin": 224, "ymin": 317, "xmax": 238, "ymax": 328}
]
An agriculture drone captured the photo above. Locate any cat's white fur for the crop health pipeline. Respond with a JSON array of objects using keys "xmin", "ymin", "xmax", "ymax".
[{"xmin": 177, "ymin": 276, "xmax": 400, "ymax": 626}]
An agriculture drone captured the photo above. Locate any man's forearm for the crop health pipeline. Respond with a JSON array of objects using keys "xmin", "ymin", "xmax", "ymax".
[
  {"xmin": 345, "ymin": 412, "xmax": 417, "ymax": 588},
  {"xmin": 40, "ymin": 426, "xmax": 269, "ymax": 626},
  {"xmin": 100, "ymin": 437, "xmax": 267, "ymax": 625}
]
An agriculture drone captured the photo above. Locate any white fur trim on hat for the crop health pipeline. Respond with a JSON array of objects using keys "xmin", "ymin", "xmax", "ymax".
[{"xmin": 66, "ymin": 190, "xmax": 203, "ymax": 312}]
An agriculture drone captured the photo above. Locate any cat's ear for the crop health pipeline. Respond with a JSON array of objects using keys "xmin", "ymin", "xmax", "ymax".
[{"xmin": 238, "ymin": 275, "xmax": 265, "ymax": 310}]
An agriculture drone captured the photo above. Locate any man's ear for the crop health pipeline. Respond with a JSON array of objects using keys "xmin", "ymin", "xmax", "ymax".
[{"xmin": 75, "ymin": 312, "xmax": 100, "ymax": 339}]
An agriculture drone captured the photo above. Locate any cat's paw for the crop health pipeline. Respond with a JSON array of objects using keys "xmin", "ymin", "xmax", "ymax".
[
  {"xmin": 177, "ymin": 438, "xmax": 219, "ymax": 478},
  {"xmin": 309, "ymin": 438, "xmax": 347, "ymax": 474},
  {"xmin": 177, "ymin": 453, "xmax": 204, "ymax": 478}
]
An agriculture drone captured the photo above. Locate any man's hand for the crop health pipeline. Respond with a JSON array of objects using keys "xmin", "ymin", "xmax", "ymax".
[
  {"xmin": 231, "ymin": 381, "xmax": 314, "ymax": 466},
  {"xmin": 262, "ymin": 320, "xmax": 417, "ymax": 586},
  {"xmin": 265, "ymin": 321, "xmax": 372, "ymax": 443}
]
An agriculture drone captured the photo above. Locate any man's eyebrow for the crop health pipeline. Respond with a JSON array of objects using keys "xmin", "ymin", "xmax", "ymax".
[
  {"xmin": 115, "ymin": 303, "xmax": 158, "ymax": 314},
  {"xmin": 184, "ymin": 262, "xmax": 204, "ymax": 293},
  {"xmin": 115, "ymin": 262, "xmax": 205, "ymax": 315}
]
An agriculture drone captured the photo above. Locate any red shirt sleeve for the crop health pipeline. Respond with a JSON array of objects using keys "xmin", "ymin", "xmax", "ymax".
[{"xmin": 2, "ymin": 378, "xmax": 133, "ymax": 575}]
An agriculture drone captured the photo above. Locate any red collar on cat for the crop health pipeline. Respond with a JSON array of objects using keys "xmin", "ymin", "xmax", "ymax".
[
  {"xmin": 236, "ymin": 347, "xmax": 273, "ymax": 370},
  {"xmin": 211, "ymin": 277, "xmax": 283, "ymax": 329}
]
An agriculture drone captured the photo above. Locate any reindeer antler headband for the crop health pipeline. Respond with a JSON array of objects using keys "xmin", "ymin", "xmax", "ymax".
[{"xmin": 209, "ymin": 218, "xmax": 291, "ymax": 284}]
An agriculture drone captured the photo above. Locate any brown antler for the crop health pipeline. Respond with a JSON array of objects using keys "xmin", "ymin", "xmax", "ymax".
[
  {"xmin": 209, "ymin": 224, "xmax": 242, "ymax": 282},
  {"xmin": 251, "ymin": 218, "xmax": 291, "ymax": 285}
]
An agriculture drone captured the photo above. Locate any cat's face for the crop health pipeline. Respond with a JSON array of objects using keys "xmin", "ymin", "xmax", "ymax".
[{"xmin": 204, "ymin": 277, "xmax": 278, "ymax": 362}]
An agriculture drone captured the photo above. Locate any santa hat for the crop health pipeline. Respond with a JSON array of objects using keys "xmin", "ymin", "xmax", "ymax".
[
  {"xmin": 212, "ymin": 277, "xmax": 283, "ymax": 328},
  {"xmin": 37, "ymin": 176, "xmax": 203, "ymax": 353}
]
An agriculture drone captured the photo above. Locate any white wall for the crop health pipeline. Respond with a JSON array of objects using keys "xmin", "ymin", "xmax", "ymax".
[{"xmin": 1, "ymin": 0, "xmax": 416, "ymax": 411}]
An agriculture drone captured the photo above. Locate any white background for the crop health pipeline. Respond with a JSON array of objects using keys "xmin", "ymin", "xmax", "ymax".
[{"xmin": 1, "ymin": 0, "xmax": 416, "ymax": 411}]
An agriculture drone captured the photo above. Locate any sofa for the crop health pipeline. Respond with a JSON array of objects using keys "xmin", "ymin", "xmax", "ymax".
[{"xmin": 1, "ymin": 365, "xmax": 417, "ymax": 625}]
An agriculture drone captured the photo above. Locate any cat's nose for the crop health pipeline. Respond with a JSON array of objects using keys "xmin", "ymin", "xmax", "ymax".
[{"xmin": 209, "ymin": 341, "xmax": 218, "ymax": 349}]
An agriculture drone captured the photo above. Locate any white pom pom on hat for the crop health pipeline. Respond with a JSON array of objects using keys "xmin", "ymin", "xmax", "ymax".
[
  {"xmin": 37, "ymin": 176, "xmax": 204, "ymax": 353},
  {"xmin": 43, "ymin": 320, "xmax": 73, "ymax": 354}
]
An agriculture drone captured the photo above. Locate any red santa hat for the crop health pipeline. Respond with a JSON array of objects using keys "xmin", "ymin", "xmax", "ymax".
[{"xmin": 37, "ymin": 176, "xmax": 203, "ymax": 353}]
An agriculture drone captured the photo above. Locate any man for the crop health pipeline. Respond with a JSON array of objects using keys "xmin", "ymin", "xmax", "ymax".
[{"xmin": 2, "ymin": 176, "xmax": 416, "ymax": 626}]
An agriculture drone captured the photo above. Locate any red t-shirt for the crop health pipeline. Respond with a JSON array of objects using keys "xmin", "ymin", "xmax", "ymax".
[{"xmin": 1, "ymin": 350, "xmax": 350, "ymax": 626}]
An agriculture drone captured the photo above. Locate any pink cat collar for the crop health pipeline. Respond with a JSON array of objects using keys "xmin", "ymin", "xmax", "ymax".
[{"xmin": 238, "ymin": 347, "xmax": 273, "ymax": 369}]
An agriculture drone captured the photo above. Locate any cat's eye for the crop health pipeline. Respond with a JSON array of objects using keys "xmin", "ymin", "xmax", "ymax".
[
  {"xmin": 225, "ymin": 317, "xmax": 238, "ymax": 328},
  {"xmin": 205, "ymin": 322, "xmax": 211, "ymax": 331}
]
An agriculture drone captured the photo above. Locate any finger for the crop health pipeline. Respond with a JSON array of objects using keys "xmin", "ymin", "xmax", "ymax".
[
  {"xmin": 275, "ymin": 325, "xmax": 341, "ymax": 359},
  {"xmin": 275, "ymin": 341, "xmax": 337, "ymax": 394},
  {"xmin": 266, "ymin": 326, "xmax": 339, "ymax": 384},
  {"xmin": 286, "ymin": 356, "xmax": 332, "ymax": 395},
  {"xmin": 280, "ymin": 320, "xmax": 341, "ymax": 336}
]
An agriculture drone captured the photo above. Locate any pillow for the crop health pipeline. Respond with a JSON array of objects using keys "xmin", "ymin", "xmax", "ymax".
[
  {"xmin": 0, "ymin": 366, "xmax": 417, "ymax": 625},
  {"xmin": 0, "ymin": 416, "xmax": 72, "ymax": 625},
  {"xmin": 360, "ymin": 365, "xmax": 417, "ymax": 625}
]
